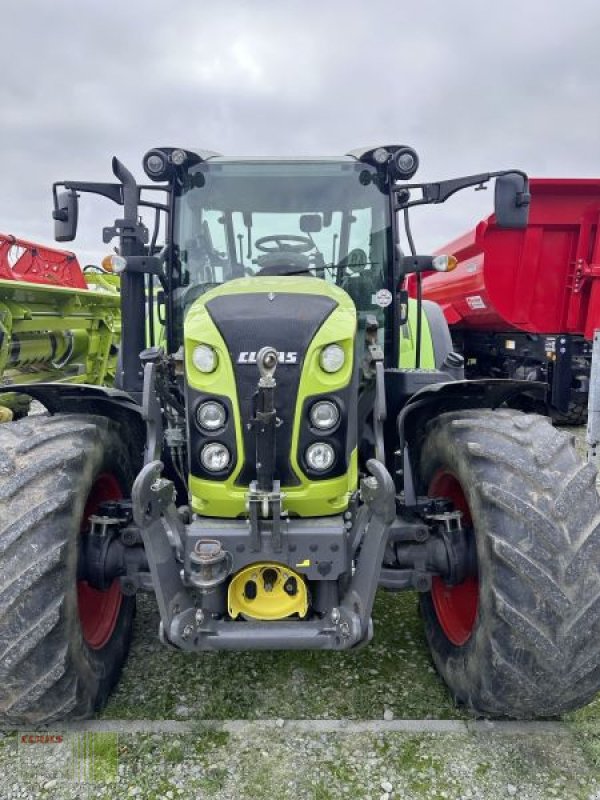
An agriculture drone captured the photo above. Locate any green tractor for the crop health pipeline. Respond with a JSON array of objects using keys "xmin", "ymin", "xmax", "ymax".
[{"xmin": 1, "ymin": 146, "xmax": 599, "ymax": 725}]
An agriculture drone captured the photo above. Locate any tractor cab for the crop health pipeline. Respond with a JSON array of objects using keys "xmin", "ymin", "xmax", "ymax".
[{"xmin": 171, "ymin": 156, "xmax": 390, "ymax": 354}]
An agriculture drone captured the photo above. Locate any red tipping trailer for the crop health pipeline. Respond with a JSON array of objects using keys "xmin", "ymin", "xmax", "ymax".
[{"xmin": 418, "ymin": 178, "xmax": 600, "ymax": 422}]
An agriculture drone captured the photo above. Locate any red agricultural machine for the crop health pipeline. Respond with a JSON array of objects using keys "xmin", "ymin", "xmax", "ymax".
[
  {"xmin": 0, "ymin": 232, "xmax": 89, "ymax": 288},
  {"xmin": 417, "ymin": 179, "xmax": 600, "ymax": 423}
]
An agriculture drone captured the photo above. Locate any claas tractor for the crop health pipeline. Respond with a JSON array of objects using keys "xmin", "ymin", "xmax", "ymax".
[{"xmin": 1, "ymin": 145, "xmax": 599, "ymax": 726}]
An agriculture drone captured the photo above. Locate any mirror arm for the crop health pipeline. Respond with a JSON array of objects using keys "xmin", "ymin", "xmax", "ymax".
[
  {"xmin": 58, "ymin": 180, "xmax": 124, "ymax": 206},
  {"xmin": 394, "ymin": 173, "xmax": 491, "ymax": 209},
  {"xmin": 394, "ymin": 169, "xmax": 530, "ymax": 211}
]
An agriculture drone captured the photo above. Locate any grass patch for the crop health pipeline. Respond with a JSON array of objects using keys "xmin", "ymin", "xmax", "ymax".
[
  {"xmin": 88, "ymin": 732, "xmax": 119, "ymax": 783},
  {"xmin": 196, "ymin": 766, "xmax": 228, "ymax": 794}
]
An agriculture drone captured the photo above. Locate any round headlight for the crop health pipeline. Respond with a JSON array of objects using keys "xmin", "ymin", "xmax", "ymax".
[
  {"xmin": 305, "ymin": 442, "xmax": 335, "ymax": 472},
  {"xmin": 372, "ymin": 147, "xmax": 390, "ymax": 165},
  {"xmin": 145, "ymin": 152, "xmax": 167, "ymax": 175},
  {"xmin": 310, "ymin": 401, "xmax": 339, "ymax": 431},
  {"xmin": 171, "ymin": 148, "xmax": 187, "ymax": 166},
  {"xmin": 393, "ymin": 146, "xmax": 419, "ymax": 179},
  {"xmin": 320, "ymin": 344, "xmax": 345, "ymax": 373},
  {"xmin": 200, "ymin": 442, "xmax": 231, "ymax": 472},
  {"xmin": 196, "ymin": 401, "xmax": 227, "ymax": 431},
  {"xmin": 146, "ymin": 155, "xmax": 165, "ymax": 175},
  {"xmin": 192, "ymin": 344, "xmax": 217, "ymax": 373}
]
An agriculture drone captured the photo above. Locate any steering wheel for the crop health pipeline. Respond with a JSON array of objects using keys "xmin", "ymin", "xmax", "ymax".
[{"xmin": 255, "ymin": 234, "xmax": 314, "ymax": 254}]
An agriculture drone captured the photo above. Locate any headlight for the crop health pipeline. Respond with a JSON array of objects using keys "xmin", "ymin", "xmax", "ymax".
[
  {"xmin": 309, "ymin": 400, "xmax": 339, "ymax": 431},
  {"xmin": 320, "ymin": 344, "xmax": 345, "ymax": 373},
  {"xmin": 200, "ymin": 442, "xmax": 231, "ymax": 472},
  {"xmin": 143, "ymin": 148, "xmax": 171, "ymax": 181},
  {"xmin": 196, "ymin": 401, "xmax": 227, "ymax": 431},
  {"xmin": 372, "ymin": 147, "xmax": 390, "ymax": 165},
  {"xmin": 305, "ymin": 442, "xmax": 335, "ymax": 472},
  {"xmin": 145, "ymin": 152, "xmax": 167, "ymax": 175},
  {"xmin": 192, "ymin": 344, "xmax": 218, "ymax": 373},
  {"xmin": 171, "ymin": 148, "xmax": 187, "ymax": 166}
]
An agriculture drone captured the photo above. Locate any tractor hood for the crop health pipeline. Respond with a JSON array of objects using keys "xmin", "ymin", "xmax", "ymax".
[{"xmin": 184, "ymin": 276, "xmax": 358, "ymax": 517}]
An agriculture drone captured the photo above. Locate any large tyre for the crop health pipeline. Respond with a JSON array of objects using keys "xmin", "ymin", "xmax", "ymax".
[
  {"xmin": 417, "ymin": 408, "xmax": 600, "ymax": 718},
  {"xmin": 0, "ymin": 413, "xmax": 137, "ymax": 725},
  {"xmin": 551, "ymin": 401, "xmax": 587, "ymax": 427}
]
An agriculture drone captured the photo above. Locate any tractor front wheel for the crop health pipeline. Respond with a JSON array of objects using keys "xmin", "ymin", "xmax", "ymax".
[
  {"xmin": 418, "ymin": 408, "xmax": 600, "ymax": 718},
  {"xmin": 0, "ymin": 413, "xmax": 137, "ymax": 725}
]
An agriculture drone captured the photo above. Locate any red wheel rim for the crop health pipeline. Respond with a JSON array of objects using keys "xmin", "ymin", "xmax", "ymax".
[
  {"xmin": 429, "ymin": 469, "xmax": 478, "ymax": 646},
  {"xmin": 77, "ymin": 473, "xmax": 123, "ymax": 650}
]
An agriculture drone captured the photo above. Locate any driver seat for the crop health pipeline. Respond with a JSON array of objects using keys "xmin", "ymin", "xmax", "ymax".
[{"xmin": 255, "ymin": 252, "xmax": 312, "ymax": 276}]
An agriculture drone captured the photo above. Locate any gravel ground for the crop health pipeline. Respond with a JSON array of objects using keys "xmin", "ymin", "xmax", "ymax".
[
  {"xmin": 2, "ymin": 727, "xmax": 600, "ymax": 800},
  {"xmin": 2, "ymin": 424, "xmax": 599, "ymax": 799}
]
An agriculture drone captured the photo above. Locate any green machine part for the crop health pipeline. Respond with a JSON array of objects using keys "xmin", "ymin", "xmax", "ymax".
[
  {"xmin": 399, "ymin": 299, "xmax": 436, "ymax": 368},
  {"xmin": 0, "ymin": 273, "xmax": 121, "ymax": 414}
]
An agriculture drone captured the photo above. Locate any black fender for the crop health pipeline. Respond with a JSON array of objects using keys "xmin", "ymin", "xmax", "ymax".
[
  {"xmin": 0, "ymin": 382, "xmax": 146, "ymax": 453},
  {"xmin": 397, "ymin": 378, "xmax": 546, "ymax": 504},
  {"xmin": 0, "ymin": 381, "xmax": 140, "ymax": 415}
]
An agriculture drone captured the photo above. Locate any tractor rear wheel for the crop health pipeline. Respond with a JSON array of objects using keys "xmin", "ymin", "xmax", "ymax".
[
  {"xmin": 0, "ymin": 413, "xmax": 137, "ymax": 725},
  {"xmin": 418, "ymin": 408, "xmax": 600, "ymax": 718}
]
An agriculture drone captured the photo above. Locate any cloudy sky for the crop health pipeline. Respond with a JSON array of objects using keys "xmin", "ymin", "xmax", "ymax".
[{"xmin": 2, "ymin": 0, "xmax": 599, "ymax": 262}]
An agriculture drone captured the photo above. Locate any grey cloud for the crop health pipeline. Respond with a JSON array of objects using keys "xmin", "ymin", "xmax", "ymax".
[{"xmin": 1, "ymin": 0, "xmax": 599, "ymax": 260}]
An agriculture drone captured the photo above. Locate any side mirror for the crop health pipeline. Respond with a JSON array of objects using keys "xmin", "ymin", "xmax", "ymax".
[
  {"xmin": 53, "ymin": 190, "xmax": 79, "ymax": 242},
  {"xmin": 494, "ymin": 173, "xmax": 530, "ymax": 229}
]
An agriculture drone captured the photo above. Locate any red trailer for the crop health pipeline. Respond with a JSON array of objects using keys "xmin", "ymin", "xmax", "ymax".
[{"xmin": 417, "ymin": 178, "xmax": 600, "ymax": 422}]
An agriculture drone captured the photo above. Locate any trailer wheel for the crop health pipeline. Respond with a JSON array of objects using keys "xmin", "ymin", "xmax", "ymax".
[
  {"xmin": 0, "ymin": 413, "xmax": 137, "ymax": 725},
  {"xmin": 418, "ymin": 408, "xmax": 600, "ymax": 718}
]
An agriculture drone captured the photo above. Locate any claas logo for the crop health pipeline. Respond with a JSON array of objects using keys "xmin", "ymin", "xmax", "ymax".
[
  {"xmin": 237, "ymin": 352, "xmax": 298, "ymax": 364},
  {"xmin": 20, "ymin": 734, "xmax": 64, "ymax": 744}
]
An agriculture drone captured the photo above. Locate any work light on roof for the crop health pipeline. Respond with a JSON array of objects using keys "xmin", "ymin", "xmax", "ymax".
[
  {"xmin": 392, "ymin": 146, "xmax": 419, "ymax": 180},
  {"xmin": 372, "ymin": 148, "xmax": 390, "ymax": 165},
  {"xmin": 171, "ymin": 149, "xmax": 187, "ymax": 166},
  {"xmin": 143, "ymin": 149, "xmax": 170, "ymax": 181}
]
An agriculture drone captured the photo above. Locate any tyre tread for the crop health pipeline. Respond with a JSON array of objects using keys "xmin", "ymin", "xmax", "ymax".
[{"xmin": 420, "ymin": 408, "xmax": 600, "ymax": 717}]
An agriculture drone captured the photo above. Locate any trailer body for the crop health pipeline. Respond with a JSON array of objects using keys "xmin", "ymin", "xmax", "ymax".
[{"xmin": 418, "ymin": 179, "xmax": 600, "ymax": 419}]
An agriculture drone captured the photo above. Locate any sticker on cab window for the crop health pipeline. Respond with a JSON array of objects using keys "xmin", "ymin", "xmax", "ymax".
[{"xmin": 373, "ymin": 289, "xmax": 393, "ymax": 308}]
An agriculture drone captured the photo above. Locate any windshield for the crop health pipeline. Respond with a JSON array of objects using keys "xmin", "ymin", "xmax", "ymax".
[{"xmin": 173, "ymin": 160, "xmax": 391, "ymax": 333}]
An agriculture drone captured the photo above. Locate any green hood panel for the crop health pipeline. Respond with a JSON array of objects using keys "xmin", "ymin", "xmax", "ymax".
[
  {"xmin": 185, "ymin": 275, "xmax": 355, "ymax": 318},
  {"xmin": 184, "ymin": 277, "xmax": 357, "ymax": 518}
]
